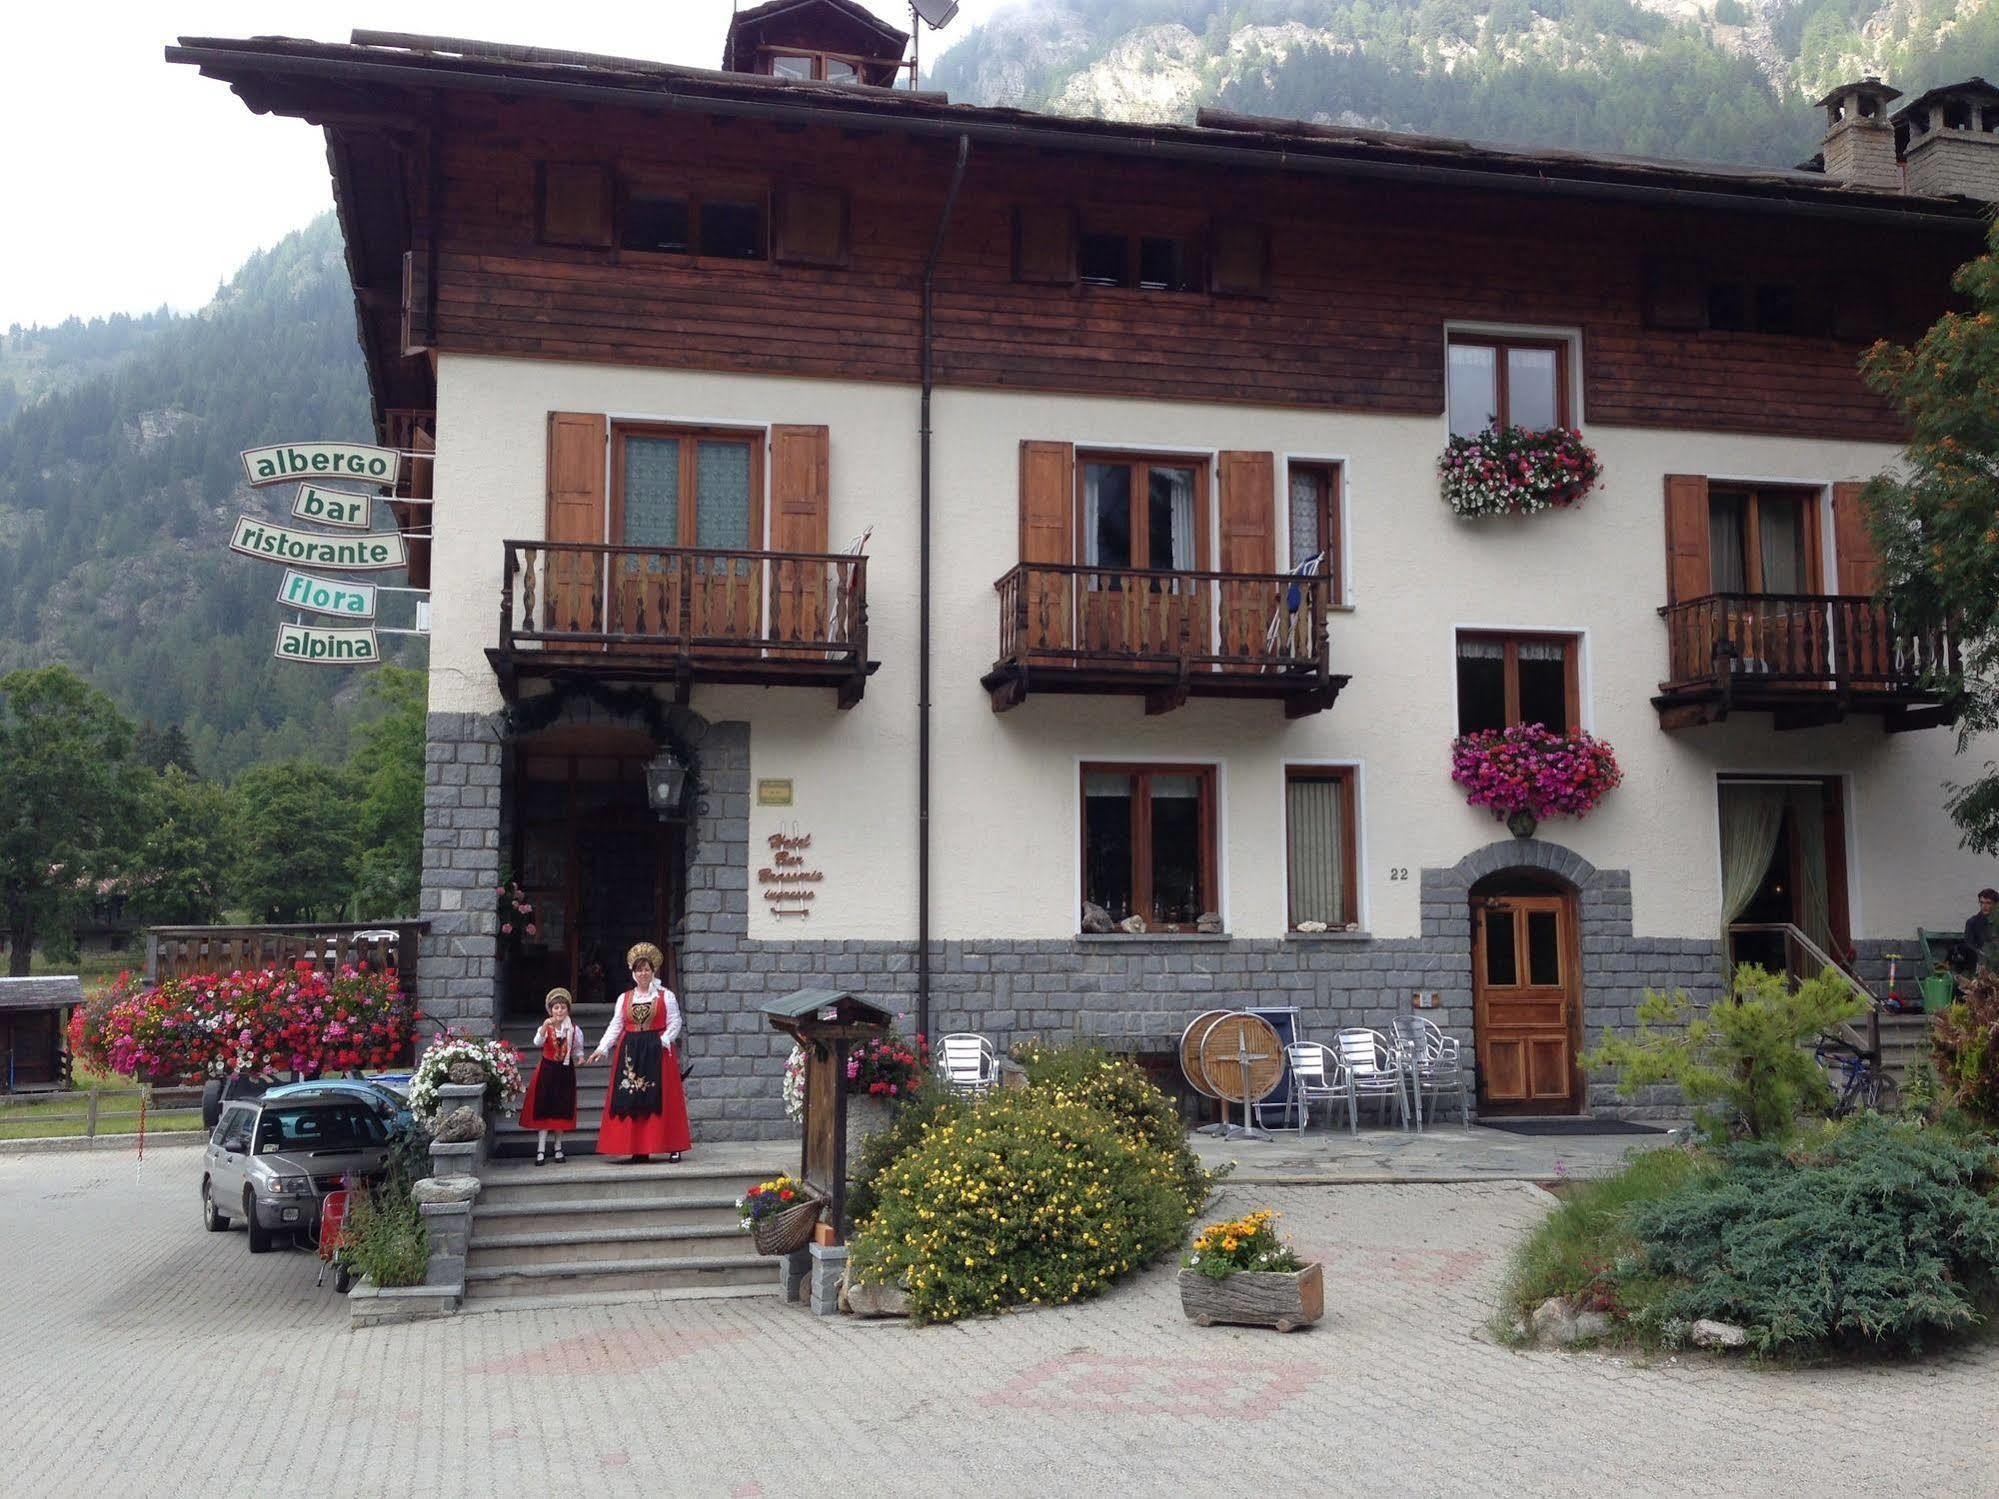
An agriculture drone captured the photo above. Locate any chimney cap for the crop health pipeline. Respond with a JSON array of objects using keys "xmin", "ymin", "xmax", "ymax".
[
  {"xmin": 1891, "ymin": 76, "xmax": 1999, "ymax": 121},
  {"xmin": 1813, "ymin": 77, "xmax": 1903, "ymax": 111}
]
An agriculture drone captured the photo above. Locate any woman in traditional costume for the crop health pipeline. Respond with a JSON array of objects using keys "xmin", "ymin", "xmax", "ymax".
[
  {"xmin": 588, "ymin": 942, "xmax": 691, "ymax": 1164},
  {"xmin": 518, "ymin": 987, "xmax": 581, "ymax": 1166}
]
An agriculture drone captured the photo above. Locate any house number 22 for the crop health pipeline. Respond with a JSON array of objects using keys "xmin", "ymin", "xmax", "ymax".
[{"xmin": 1388, "ymin": 867, "xmax": 1410, "ymax": 881}]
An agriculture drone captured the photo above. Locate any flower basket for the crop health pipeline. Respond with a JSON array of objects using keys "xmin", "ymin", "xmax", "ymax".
[
  {"xmin": 750, "ymin": 1194, "xmax": 826, "ymax": 1256},
  {"xmin": 1440, "ymin": 423, "xmax": 1601, "ymax": 518},
  {"xmin": 1450, "ymin": 724, "xmax": 1622, "ymax": 824},
  {"xmin": 1178, "ymin": 1263, "xmax": 1324, "ymax": 1332}
]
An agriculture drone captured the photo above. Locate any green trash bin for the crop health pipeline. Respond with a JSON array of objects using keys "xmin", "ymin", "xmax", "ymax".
[{"xmin": 1919, "ymin": 976, "xmax": 1957, "ymax": 1012}]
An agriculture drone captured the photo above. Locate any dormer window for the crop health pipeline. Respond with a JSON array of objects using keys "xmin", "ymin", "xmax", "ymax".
[
  {"xmin": 769, "ymin": 52, "xmax": 861, "ymax": 83},
  {"xmin": 723, "ymin": 0, "xmax": 910, "ymax": 87}
]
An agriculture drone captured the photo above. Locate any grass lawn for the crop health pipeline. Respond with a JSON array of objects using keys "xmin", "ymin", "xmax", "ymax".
[
  {"xmin": 0, "ymin": 1070, "xmax": 204, "ymax": 1142},
  {"xmin": 26, "ymin": 943, "xmax": 146, "ymax": 988}
]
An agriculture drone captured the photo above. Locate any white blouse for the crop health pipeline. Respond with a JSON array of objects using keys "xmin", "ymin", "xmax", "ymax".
[{"xmin": 594, "ymin": 983, "xmax": 683, "ymax": 1053}]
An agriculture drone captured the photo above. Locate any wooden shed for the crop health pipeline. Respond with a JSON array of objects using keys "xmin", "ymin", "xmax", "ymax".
[{"xmin": 0, "ymin": 976, "xmax": 81, "ymax": 1092}]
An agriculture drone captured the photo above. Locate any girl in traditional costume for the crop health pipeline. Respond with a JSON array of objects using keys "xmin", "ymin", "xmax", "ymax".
[
  {"xmin": 519, "ymin": 987, "xmax": 581, "ymax": 1166},
  {"xmin": 588, "ymin": 942, "xmax": 692, "ymax": 1164}
]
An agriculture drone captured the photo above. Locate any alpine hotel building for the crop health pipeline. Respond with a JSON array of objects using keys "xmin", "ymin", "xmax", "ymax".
[{"xmin": 174, "ymin": 5, "xmax": 1999, "ymax": 1136}]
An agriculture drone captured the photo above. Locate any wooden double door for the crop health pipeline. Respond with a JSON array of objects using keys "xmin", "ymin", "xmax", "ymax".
[{"xmin": 1471, "ymin": 890, "xmax": 1583, "ymax": 1115}]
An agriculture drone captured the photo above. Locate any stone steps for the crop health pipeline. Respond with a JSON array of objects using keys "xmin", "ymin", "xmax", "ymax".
[
  {"xmin": 473, "ymin": 1196, "xmax": 743, "ymax": 1238},
  {"xmin": 478, "ymin": 1160, "xmax": 770, "ymax": 1206},
  {"xmin": 465, "ymin": 1254, "xmax": 774, "ymax": 1300}
]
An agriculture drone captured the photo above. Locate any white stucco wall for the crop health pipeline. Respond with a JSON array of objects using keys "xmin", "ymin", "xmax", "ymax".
[{"xmin": 431, "ymin": 353, "xmax": 1997, "ymax": 946}]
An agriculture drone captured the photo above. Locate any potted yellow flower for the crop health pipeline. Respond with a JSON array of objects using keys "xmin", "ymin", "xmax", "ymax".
[{"xmin": 1179, "ymin": 1209, "xmax": 1323, "ymax": 1332}]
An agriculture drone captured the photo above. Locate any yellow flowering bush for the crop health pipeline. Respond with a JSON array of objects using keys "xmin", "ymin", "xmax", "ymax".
[
  {"xmin": 847, "ymin": 1088, "xmax": 1191, "ymax": 1324},
  {"xmin": 1014, "ymin": 1040, "xmax": 1216, "ymax": 1215},
  {"xmin": 1184, "ymin": 1208, "xmax": 1304, "ymax": 1281}
]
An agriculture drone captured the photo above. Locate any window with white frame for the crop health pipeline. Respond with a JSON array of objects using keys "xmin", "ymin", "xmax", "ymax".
[{"xmin": 1285, "ymin": 767, "xmax": 1357, "ymax": 930}]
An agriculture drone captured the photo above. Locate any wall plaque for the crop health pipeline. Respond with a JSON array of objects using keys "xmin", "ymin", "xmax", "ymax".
[{"xmin": 756, "ymin": 779, "xmax": 794, "ymax": 807}]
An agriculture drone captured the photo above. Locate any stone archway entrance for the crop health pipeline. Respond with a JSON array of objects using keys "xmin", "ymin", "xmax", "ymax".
[{"xmin": 1470, "ymin": 870, "xmax": 1584, "ymax": 1116}]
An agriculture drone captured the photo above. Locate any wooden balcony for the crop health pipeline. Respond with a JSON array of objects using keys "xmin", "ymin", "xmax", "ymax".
[
  {"xmin": 146, "ymin": 922, "xmax": 428, "ymax": 987},
  {"xmin": 1654, "ymin": 593, "xmax": 1957, "ymax": 732},
  {"xmin": 490, "ymin": 542, "xmax": 876, "ymax": 707},
  {"xmin": 982, "ymin": 563, "xmax": 1347, "ymax": 717}
]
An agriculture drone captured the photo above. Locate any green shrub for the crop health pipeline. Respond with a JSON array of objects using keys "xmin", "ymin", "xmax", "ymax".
[
  {"xmin": 1583, "ymin": 964, "xmax": 1863, "ymax": 1144},
  {"xmin": 1931, "ymin": 970, "xmax": 1999, "ymax": 1125},
  {"xmin": 843, "ymin": 1079, "xmax": 968, "ymax": 1232},
  {"xmin": 341, "ymin": 1179, "xmax": 430, "ymax": 1288},
  {"xmin": 1501, "ymin": 1146, "xmax": 1712, "ymax": 1324},
  {"xmin": 1014, "ymin": 1040, "xmax": 1215, "ymax": 1214},
  {"xmin": 847, "ymin": 1088, "xmax": 1191, "ymax": 1324},
  {"xmin": 1630, "ymin": 1117, "xmax": 1999, "ymax": 1355}
]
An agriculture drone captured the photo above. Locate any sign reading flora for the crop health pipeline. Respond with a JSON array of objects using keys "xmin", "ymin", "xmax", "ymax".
[
  {"xmin": 231, "ymin": 517, "xmax": 405, "ymax": 571},
  {"xmin": 275, "ymin": 623, "xmax": 379, "ymax": 665},
  {"xmin": 241, "ymin": 442, "xmax": 401, "ymax": 488},
  {"xmin": 278, "ymin": 569, "xmax": 377, "ymax": 619},
  {"xmin": 290, "ymin": 483, "xmax": 373, "ymax": 530}
]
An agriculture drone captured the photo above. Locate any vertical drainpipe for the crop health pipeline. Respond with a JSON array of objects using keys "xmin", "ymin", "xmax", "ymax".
[{"xmin": 918, "ymin": 135, "xmax": 971, "ymax": 1047}]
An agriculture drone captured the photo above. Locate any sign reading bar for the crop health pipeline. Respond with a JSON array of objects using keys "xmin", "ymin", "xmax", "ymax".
[
  {"xmin": 278, "ymin": 569, "xmax": 377, "ymax": 620},
  {"xmin": 275, "ymin": 622, "xmax": 379, "ymax": 665},
  {"xmin": 231, "ymin": 517, "xmax": 405, "ymax": 571},
  {"xmin": 290, "ymin": 483, "xmax": 373, "ymax": 530},
  {"xmin": 242, "ymin": 442, "xmax": 401, "ymax": 488}
]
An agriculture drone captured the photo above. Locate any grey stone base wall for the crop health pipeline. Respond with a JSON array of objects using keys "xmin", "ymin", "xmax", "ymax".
[{"xmin": 417, "ymin": 711, "xmax": 504, "ymax": 1034}]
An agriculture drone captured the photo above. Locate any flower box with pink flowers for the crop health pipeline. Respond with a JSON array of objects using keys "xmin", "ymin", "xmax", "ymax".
[
  {"xmin": 1449, "ymin": 723, "xmax": 1623, "ymax": 835},
  {"xmin": 1440, "ymin": 423, "xmax": 1602, "ymax": 518}
]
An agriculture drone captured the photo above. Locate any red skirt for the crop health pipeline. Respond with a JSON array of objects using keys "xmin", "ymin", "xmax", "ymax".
[
  {"xmin": 597, "ymin": 1031, "xmax": 691, "ymax": 1157},
  {"xmin": 519, "ymin": 1058, "xmax": 577, "ymax": 1131}
]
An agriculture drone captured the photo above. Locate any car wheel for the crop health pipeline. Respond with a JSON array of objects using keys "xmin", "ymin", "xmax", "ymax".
[
  {"xmin": 202, "ymin": 1178, "xmax": 231, "ymax": 1232},
  {"xmin": 244, "ymin": 1188, "xmax": 274, "ymax": 1254}
]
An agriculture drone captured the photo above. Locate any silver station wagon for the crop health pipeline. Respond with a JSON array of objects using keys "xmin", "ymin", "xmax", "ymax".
[{"xmin": 200, "ymin": 1088, "xmax": 394, "ymax": 1251}]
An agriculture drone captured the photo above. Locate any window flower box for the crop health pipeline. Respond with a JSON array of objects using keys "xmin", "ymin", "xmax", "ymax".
[
  {"xmin": 1450, "ymin": 723, "xmax": 1622, "ymax": 823},
  {"xmin": 1440, "ymin": 423, "xmax": 1601, "ymax": 518}
]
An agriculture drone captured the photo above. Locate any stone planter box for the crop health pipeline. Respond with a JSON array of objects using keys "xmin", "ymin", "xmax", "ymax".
[
  {"xmin": 1178, "ymin": 1263, "xmax": 1324, "ymax": 1333},
  {"xmin": 349, "ymin": 1275, "xmax": 460, "ymax": 1328}
]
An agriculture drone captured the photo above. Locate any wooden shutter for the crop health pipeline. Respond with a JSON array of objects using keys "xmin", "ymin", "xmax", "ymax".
[
  {"xmin": 538, "ymin": 163, "xmax": 614, "ymax": 248},
  {"xmin": 1641, "ymin": 257, "xmax": 1707, "ymax": 331},
  {"xmin": 1832, "ymin": 481, "xmax": 1882, "ymax": 595},
  {"xmin": 1663, "ymin": 473, "xmax": 1711, "ymax": 605},
  {"xmin": 775, "ymin": 185, "xmax": 850, "ymax": 266},
  {"xmin": 1012, "ymin": 206, "xmax": 1077, "ymax": 286},
  {"xmin": 770, "ymin": 425, "xmax": 831, "ymax": 648},
  {"xmin": 1218, "ymin": 451, "xmax": 1275, "ymax": 659},
  {"xmin": 545, "ymin": 413, "xmax": 607, "ymax": 635},
  {"xmin": 1209, "ymin": 222, "xmax": 1271, "ymax": 297},
  {"xmin": 1019, "ymin": 440, "xmax": 1074, "ymax": 652}
]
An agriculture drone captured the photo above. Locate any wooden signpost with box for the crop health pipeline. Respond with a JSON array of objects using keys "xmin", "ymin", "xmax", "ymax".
[{"xmin": 760, "ymin": 987, "xmax": 894, "ymax": 1247}]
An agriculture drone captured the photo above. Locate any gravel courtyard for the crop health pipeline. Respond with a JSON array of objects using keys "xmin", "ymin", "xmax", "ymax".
[{"xmin": 5, "ymin": 1144, "xmax": 1995, "ymax": 1498}]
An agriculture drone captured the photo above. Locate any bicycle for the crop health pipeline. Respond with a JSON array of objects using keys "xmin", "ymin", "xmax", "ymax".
[{"xmin": 1814, "ymin": 1032, "xmax": 1891, "ymax": 1117}]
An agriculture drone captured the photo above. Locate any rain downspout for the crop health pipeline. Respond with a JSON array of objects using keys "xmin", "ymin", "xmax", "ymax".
[{"xmin": 918, "ymin": 134, "xmax": 970, "ymax": 1047}]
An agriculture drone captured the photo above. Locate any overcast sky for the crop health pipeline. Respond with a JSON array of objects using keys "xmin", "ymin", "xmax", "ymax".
[{"xmin": 0, "ymin": 1, "xmax": 1011, "ymax": 331}]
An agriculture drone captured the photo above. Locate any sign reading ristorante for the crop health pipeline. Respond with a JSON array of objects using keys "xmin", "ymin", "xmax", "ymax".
[
  {"xmin": 278, "ymin": 568, "xmax": 377, "ymax": 619},
  {"xmin": 241, "ymin": 442, "xmax": 401, "ymax": 488},
  {"xmin": 275, "ymin": 622, "xmax": 379, "ymax": 664},
  {"xmin": 230, "ymin": 517, "xmax": 405, "ymax": 570}
]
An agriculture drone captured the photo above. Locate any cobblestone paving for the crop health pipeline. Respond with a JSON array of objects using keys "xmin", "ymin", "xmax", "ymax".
[{"xmin": 6, "ymin": 1147, "xmax": 1997, "ymax": 1498}]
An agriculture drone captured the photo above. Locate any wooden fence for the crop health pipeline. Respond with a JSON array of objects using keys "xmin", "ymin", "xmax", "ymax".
[
  {"xmin": 144, "ymin": 922, "xmax": 427, "ymax": 987},
  {"xmin": 0, "ymin": 1084, "xmax": 205, "ymax": 1142}
]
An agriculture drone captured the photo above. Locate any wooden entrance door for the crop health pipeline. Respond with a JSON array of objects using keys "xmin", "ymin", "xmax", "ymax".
[{"xmin": 1472, "ymin": 892, "xmax": 1582, "ymax": 1114}]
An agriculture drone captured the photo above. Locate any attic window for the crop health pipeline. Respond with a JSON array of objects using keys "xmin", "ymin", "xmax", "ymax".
[
  {"xmin": 1078, "ymin": 229, "xmax": 1200, "ymax": 292},
  {"xmin": 621, "ymin": 191, "xmax": 768, "ymax": 261},
  {"xmin": 765, "ymin": 50, "xmax": 862, "ymax": 83}
]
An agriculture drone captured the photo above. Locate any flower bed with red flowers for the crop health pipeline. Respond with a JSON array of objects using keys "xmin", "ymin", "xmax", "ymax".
[
  {"xmin": 68, "ymin": 962, "xmax": 416, "ymax": 1084},
  {"xmin": 1449, "ymin": 723, "xmax": 1623, "ymax": 821},
  {"xmin": 846, "ymin": 1030, "xmax": 928, "ymax": 1099},
  {"xmin": 1440, "ymin": 423, "xmax": 1602, "ymax": 517}
]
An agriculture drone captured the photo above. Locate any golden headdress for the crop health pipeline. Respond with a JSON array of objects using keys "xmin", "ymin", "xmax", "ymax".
[
  {"xmin": 626, "ymin": 941, "xmax": 664, "ymax": 971},
  {"xmin": 543, "ymin": 987, "xmax": 573, "ymax": 1013}
]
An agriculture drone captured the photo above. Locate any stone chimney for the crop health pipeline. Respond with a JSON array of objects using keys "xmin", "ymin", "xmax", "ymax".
[
  {"xmin": 1894, "ymin": 78, "xmax": 1999, "ymax": 201},
  {"xmin": 1815, "ymin": 77, "xmax": 1902, "ymax": 191}
]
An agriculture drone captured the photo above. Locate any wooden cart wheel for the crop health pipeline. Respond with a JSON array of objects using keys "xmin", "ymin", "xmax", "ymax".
[
  {"xmin": 1199, "ymin": 1013, "xmax": 1285, "ymax": 1114},
  {"xmin": 1179, "ymin": 1009, "xmax": 1233, "ymax": 1099}
]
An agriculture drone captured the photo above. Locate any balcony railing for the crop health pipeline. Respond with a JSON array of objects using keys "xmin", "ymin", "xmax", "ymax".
[
  {"xmin": 145, "ymin": 922, "xmax": 427, "ymax": 988},
  {"xmin": 493, "ymin": 541, "xmax": 873, "ymax": 707},
  {"xmin": 1655, "ymin": 593, "xmax": 1956, "ymax": 731},
  {"xmin": 983, "ymin": 562, "xmax": 1346, "ymax": 717}
]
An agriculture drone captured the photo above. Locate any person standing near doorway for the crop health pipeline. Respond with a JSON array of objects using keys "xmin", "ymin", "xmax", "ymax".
[
  {"xmin": 588, "ymin": 942, "xmax": 692, "ymax": 1163},
  {"xmin": 519, "ymin": 988, "xmax": 581, "ymax": 1166},
  {"xmin": 1955, "ymin": 887, "xmax": 1999, "ymax": 977}
]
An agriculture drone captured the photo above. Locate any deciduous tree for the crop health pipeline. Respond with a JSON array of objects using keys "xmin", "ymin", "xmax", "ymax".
[{"xmin": 228, "ymin": 761, "xmax": 359, "ymax": 923}]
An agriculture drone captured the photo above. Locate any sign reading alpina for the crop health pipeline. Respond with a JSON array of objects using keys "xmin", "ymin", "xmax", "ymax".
[
  {"xmin": 290, "ymin": 483, "xmax": 373, "ymax": 530},
  {"xmin": 230, "ymin": 517, "xmax": 405, "ymax": 570},
  {"xmin": 275, "ymin": 622, "xmax": 379, "ymax": 664},
  {"xmin": 241, "ymin": 442, "xmax": 400, "ymax": 488},
  {"xmin": 278, "ymin": 569, "xmax": 377, "ymax": 620}
]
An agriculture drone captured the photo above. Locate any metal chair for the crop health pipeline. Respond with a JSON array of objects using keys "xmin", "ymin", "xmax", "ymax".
[
  {"xmin": 1391, "ymin": 1015, "xmax": 1471, "ymax": 1131},
  {"xmin": 1333, "ymin": 1028, "xmax": 1409, "ymax": 1129},
  {"xmin": 1284, "ymin": 1040, "xmax": 1357, "ymax": 1135},
  {"xmin": 936, "ymin": 1033, "xmax": 1000, "ymax": 1098}
]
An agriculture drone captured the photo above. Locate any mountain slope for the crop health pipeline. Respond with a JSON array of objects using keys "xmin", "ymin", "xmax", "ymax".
[
  {"xmin": 931, "ymin": 0, "xmax": 1999, "ymax": 166},
  {"xmin": 0, "ymin": 215, "xmax": 394, "ymax": 778}
]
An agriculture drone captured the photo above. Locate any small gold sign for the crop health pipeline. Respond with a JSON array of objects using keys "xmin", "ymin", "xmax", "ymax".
[{"xmin": 756, "ymin": 778, "xmax": 794, "ymax": 807}]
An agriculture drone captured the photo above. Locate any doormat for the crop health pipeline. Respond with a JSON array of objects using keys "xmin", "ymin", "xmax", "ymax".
[{"xmin": 1479, "ymin": 1118, "xmax": 1666, "ymax": 1136}]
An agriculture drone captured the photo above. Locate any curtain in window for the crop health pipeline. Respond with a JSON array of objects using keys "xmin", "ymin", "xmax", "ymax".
[
  {"xmin": 1718, "ymin": 782, "xmax": 1787, "ymax": 937},
  {"xmin": 1758, "ymin": 500, "xmax": 1803, "ymax": 595},
  {"xmin": 1160, "ymin": 467, "xmax": 1196, "ymax": 572},
  {"xmin": 1083, "ymin": 465, "xmax": 1103, "ymax": 569},
  {"xmin": 1456, "ymin": 638, "xmax": 1505, "ymax": 663},
  {"xmin": 1516, "ymin": 639, "xmax": 1564, "ymax": 664},
  {"xmin": 1289, "ymin": 473, "xmax": 1322, "ymax": 569},
  {"xmin": 1788, "ymin": 784, "xmax": 1834, "ymax": 959},
  {"xmin": 1709, "ymin": 494, "xmax": 1747, "ymax": 593},
  {"xmin": 622, "ymin": 437, "xmax": 680, "ymax": 546},
  {"xmin": 1287, "ymin": 777, "xmax": 1346, "ymax": 927},
  {"xmin": 693, "ymin": 441, "xmax": 751, "ymax": 549}
]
